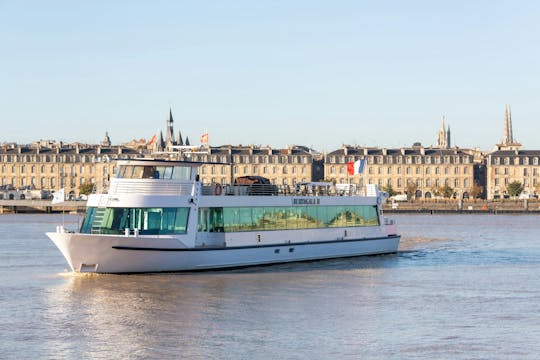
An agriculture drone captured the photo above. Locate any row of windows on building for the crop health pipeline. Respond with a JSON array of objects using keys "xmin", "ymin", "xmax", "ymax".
[
  {"xmin": 493, "ymin": 168, "xmax": 540, "ymax": 176},
  {"xmin": 327, "ymin": 155, "xmax": 472, "ymax": 165},
  {"xmin": 328, "ymin": 166, "xmax": 472, "ymax": 176},
  {"xmin": 354, "ymin": 178, "xmax": 470, "ymax": 189},
  {"xmin": 492, "ymin": 157, "xmax": 540, "ymax": 165},
  {"xmin": 1, "ymin": 176, "xmax": 103, "ymax": 189},
  {"xmin": 1, "ymin": 154, "xmax": 118, "ymax": 163},
  {"xmin": 0, "ymin": 164, "xmax": 114, "ymax": 175},
  {"xmin": 493, "ymin": 178, "xmax": 538, "ymax": 187},
  {"xmin": 189, "ymin": 155, "xmax": 312, "ymax": 164},
  {"xmin": 200, "ymin": 165, "xmax": 311, "ymax": 176}
]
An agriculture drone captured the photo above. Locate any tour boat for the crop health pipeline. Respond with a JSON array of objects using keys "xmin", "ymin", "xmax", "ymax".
[{"xmin": 47, "ymin": 159, "xmax": 400, "ymax": 273}]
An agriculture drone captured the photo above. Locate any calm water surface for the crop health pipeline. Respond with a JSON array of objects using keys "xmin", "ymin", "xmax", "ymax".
[{"xmin": 1, "ymin": 214, "xmax": 539, "ymax": 359}]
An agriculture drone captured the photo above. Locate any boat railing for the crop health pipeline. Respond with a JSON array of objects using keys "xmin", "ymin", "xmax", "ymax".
[
  {"xmin": 108, "ymin": 178, "xmax": 194, "ymax": 196},
  {"xmin": 201, "ymin": 183, "xmax": 369, "ymax": 197}
]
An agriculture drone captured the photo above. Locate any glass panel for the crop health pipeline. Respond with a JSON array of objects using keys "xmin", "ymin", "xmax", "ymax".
[
  {"xmin": 142, "ymin": 166, "xmax": 157, "ymax": 179},
  {"xmin": 238, "ymin": 208, "xmax": 252, "ymax": 231},
  {"xmin": 132, "ymin": 166, "xmax": 144, "ymax": 179},
  {"xmin": 251, "ymin": 208, "xmax": 264, "ymax": 230},
  {"xmin": 80, "ymin": 207, "xmax": 96, "ymax": 233},
  {"xmin": 223, "ymin": 207, "xmax": 239, "ymax": 232},
  {"xmin": 163, "ymin": 166, "xmax": 173, "ymax": 179},
  {"xmin": 172, "ymin": 166, "xmax": 191, "ymax": 180},
  {"xmin": 82, "ymin": 207, "xmax": 189, "ymax": 235}
]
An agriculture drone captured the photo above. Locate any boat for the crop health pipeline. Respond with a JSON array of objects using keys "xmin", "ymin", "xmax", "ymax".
[{"xmin": 47, "ymin": 159, "xmax": 400, "ymax": 273}]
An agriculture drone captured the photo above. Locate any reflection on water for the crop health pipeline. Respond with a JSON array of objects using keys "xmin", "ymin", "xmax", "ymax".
[{"xmin": 1, "ymin": 214, "xmax": 540, "ymax": 359}]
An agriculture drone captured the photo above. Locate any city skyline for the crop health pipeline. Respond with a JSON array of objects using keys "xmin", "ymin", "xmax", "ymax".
[{"xmin": 1, "ymin": 1, "xmax": 539, "ymax": 151}]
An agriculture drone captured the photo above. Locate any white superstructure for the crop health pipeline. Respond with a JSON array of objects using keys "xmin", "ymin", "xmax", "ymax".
[{"xmin": 47, "ymin": 159, "xmax": 400, "ymax": 273}]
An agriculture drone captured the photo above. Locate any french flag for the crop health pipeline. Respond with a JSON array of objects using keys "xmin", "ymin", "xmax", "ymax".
[{"xmin": 347, "ymin": 159, "xmax": 365, "ymax": 175}]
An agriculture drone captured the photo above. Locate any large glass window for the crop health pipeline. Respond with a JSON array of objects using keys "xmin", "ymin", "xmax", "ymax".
[
  {"xmin": 217, "ymin": 205, "xmax": 379, "ymax": 233},
  {"xmin": 81, "ymin": 207, "xmax": 189, "ymax": 235},
  {"xmin": 117, "ymin": 165, "xmax": 192, "ymax": 180}
]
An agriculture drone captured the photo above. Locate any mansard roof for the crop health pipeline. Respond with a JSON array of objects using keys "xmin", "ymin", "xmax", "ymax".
[
  {"xmin": 0, "ymin": 144, "xmax": 141, "ymax": 156},
  {"xmin": 489, "ymin": 150, "xmax": 540, "ymax": 157},
  {"xmin": 209, "ymin": 145, "xmax": 312, "ymax": 156},
  {"xmin": 327, "ymin": 146, "xmax": 472, "ymax": 157}
]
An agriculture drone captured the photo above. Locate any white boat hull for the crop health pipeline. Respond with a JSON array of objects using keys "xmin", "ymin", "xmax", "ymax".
[{"xmin": 47, "ymin": 232, "xmax": 400, "ymax": 273}]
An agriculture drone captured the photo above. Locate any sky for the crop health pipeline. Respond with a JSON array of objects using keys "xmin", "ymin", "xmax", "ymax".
[{"xmin": 1, "ymin": 0, "xmax": 539, "ymax": 151}]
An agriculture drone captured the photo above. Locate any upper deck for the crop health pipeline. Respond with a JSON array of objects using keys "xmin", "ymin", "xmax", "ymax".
[{"xmin": 108, "ymin": 159, "xmax": 381, "ymax": 198}]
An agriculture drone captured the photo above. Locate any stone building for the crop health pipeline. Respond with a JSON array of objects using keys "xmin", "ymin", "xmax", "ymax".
[
  {"xmin": 172, "ymin": 145, "xmax": 324, "ymax": 186},
  {"xmin": 485, "ymin": 105, "xmax": 540, "ymax": 199},
  {"xmin": 486, "ymin": 150, "xmax": 540, "ymax": 199},
  {"xmin": 0, "ymin": 140, "xmax": 141, "ymax": 199},
  {"xmin": 324, "ymin": 144, "xmax": 476, "ymax": 199}
]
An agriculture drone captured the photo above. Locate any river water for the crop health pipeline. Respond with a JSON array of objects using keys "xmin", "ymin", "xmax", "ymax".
[{"xmin": 0, "ymin": 214, "xmax": 539, "ymax": 359}]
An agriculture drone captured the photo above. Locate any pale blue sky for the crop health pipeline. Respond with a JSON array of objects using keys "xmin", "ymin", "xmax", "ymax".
[{"xmin": 1, "ymin": 1, "xmax": 539, "ymax": 151}]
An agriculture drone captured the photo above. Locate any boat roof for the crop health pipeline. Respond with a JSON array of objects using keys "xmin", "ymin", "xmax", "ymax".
[{"xmin": 116, "ymin": 158, "xmax": 204, "ymax": 167}]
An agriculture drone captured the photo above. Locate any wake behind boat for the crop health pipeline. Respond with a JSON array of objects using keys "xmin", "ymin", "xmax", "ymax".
[{"xmin": 47, "ymin": 159, "xmax": 400, "ymax": 273}]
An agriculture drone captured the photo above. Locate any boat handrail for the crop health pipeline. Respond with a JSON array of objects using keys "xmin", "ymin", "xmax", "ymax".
[
  {"xmin": 109, "ymin": 178, "xmax": 194, "ymax": 196},
  {"xmin": 201, "ymin": 183, "xmax": 369, "ymax": 197}
]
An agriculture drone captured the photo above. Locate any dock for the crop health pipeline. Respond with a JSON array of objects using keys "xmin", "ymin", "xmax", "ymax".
[{"xmin": 0, "ymin": 200, "xmax": 87, "ymax": 214}]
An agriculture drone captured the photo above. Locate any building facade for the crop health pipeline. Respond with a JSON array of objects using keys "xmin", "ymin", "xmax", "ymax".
[
  {"xmin": 486, "ymin": 150, "xmax": 540, "ymax": 199},
  {"xmin": 324, "ymin": 145, "xmax": 476, "ymax": 199},
  {"xmin": 485, "ymin": 105, "xmax": 540, "ymax": 199},
  {"xmin": 171, "ymin": 145, "xmax": 324, "ymax": 186},
  {"xmin": 0, "ymin": 141, "xmax": 141, "ymax": 199}
]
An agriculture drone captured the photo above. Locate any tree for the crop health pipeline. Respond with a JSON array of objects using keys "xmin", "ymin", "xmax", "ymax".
[
  {"xmin": 507, "ymin": 181, "xmax": 524, "ymax": 197},
  {"xmin": 441, "ymin": 183, "xmax": 454, "ymax": 198},
  {"xmin": 381, "ymin": 184, "xmax": 397, "ymax": 197},
  {"xmin": 79, "ymin": 182, "xmax": 94, "ymax": 196},
  {"xmin": 470, "ymin": 183, "xmax": 484, "ymax": 199},
  {"xmin": 405, "ymin": 182, "xmax": 418, "ymax": 201}
]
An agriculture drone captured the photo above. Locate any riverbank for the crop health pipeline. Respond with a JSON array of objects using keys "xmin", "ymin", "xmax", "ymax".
[
  {"xmin": 383, "ymin": 199, "xmax": 540, "ymax": 214},
  {"xmin": 0, "ymin": 200, "xmax": 86, "ymax": 214}
]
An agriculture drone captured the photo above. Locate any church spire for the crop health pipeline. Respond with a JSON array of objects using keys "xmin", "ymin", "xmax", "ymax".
[
  {"xmin": 497, "ymin": 104, "xmax": 521, "ymax": 150},
  {"xmin": 177, "ymin": 130, "xmax": 184, "ymax": 146},
  {"xmin": 436, "ymin": 115, "xmax": 450, "ymax": 148},
  {"xmin": 165, "ymin": 106, "xmax": 175, "ymax": 147},
  {"xmin": 502, "ymin": 104, "xmax": 514, "ymax": 144}
]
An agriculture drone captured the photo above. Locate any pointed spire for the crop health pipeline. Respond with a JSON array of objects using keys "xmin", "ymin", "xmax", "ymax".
[
  {"xmin": 185, "ymin": 136, "xmax": 190, "ymax": 146},
  {"xmin": 502, "ymin": 104, "xmax": 514, "ymax": 144},
  {"xmin": 154, "ymin": 131, "xmax": 164, "ymax": 152},
  {"xmin": 165, "ymin": 106, "xmax": 175, "ymax": 147},
  {"xmin": 436, "ymin": 115, "xmax": 449, "ymax": 148},
  {"xmin": 508, "ymin": 104, "xmax": 513, "ymax": 143},
  {"xmin": 177, "ymin": 130, "xmax": 184, "ymax": 146}
]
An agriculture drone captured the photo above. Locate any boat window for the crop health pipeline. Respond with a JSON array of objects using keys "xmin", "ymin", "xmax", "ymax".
[
  {"xmin": 142, "ymin": 166, "xmax": 157, "ymax": 179},
  {"xmin": 216, "ymin": 205, "xmax": 379, "ymax": 233},
  {"xmin": 80, "ymin": 207, "xmax": 190, "ymax": 235},
  {"xmin": 172, "ymin": 166, "xmax": 191, "ymax": 181},
  {"xmin": 133, "ymin": 166, "xmax": 144, "ymax": 179},
  {"xmin": 163, "ymin": 166, "xmax": 174, "ymax": 179}
]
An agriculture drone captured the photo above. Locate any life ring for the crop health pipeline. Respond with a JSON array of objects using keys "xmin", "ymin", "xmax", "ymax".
[{"xmin": 214, "ymin": 183, "xmax": 223, "ymax": 196}]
